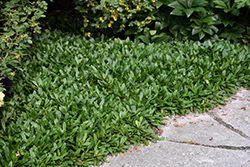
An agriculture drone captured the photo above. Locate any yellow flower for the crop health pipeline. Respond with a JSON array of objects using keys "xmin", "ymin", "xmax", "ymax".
[
  {"xmin": 99, "ymin": 17, "xmax": 105, "ymax": 23},
  {"xmin": 108, "ymin": 21, "xmax": 113, "ymax": 27},
  {"xmin": 137, "ymin": 22, "xmax": 140, "ymax": 26},
  {"xmin": 87, "ymin": 3, "xmax": 90, "ymax": 7},
  {"xmin": 145, "ymin": 16, "xmax": 152, "ymax": 21},
  {"xmin": 0, "ymin": 92, "xmax": 5, "ymax": 107},
  {"xmin": 111, "ymin": 14, "xmax": 118, "ymax": 21},
  {"xmin": 87, "ymin": 32, "xmax": 91, "ymax": 37},
  {"xmin": 86, "ymin": 19, "xmax": 89, "ymax": 23}
]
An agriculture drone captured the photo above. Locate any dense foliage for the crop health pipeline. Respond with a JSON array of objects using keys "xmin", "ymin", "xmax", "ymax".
[
  {"xmin": 1, "ymin": 0, "xmax": 250, "ymax": 92},
  {"xmin": 1, "ymin": 0, "xmax": 250, "ymax": 166},
  {"xmin": 0, "ymin": 31, "xmax": 250, "ymax": 166},
  {"xmin": 0, "ymin": 0, "xmax": 48, "ymax": 78},
  {"xmin": 68, "ymin": 0, "xmax": 250, "ymax": 43}
]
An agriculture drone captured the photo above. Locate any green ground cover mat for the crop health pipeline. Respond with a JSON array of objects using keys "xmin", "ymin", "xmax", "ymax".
[{"xmin": 1, "ymin": 31, "xmax": 250, "ymax": 166}]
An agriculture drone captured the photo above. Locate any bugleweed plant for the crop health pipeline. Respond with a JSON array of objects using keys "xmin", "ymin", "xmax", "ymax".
[{"xmin": 1, "ymin": 30, "xmax": 250, "ymax": 166}]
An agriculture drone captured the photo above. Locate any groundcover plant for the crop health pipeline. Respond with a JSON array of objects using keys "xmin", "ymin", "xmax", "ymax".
[{"xmin": 0, "ymin": 30, "xmax": 250, "ymax": 166}]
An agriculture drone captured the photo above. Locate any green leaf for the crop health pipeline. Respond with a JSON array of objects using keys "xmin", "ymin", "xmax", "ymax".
[
  {"xmin": 154, "ymin": 21, "xmax": 161, "ymax": 31},
  {"xmin": 183, "ymin": 8, "xmax": 195, "ymax": 18},
  {"xmin": 231, "ymin": 9, "xmax": 240, "ymax": 16},
  {"xmin": 199, "ymin": 31, "xmax": 205, "ymax": 40},
  {"xmin": 168, "ymin": 1, "xmax": 185, "ymax": 10},
  {"xmin": 125, "ymin": 28, "xmax": 136, "ymax": 35},
  {"xmin": 151, "ymin": 33, "xmax": 170, "ymax": 43},
  {"xmin": 201, "ymin": 16, "xmax": 216, "ymax": 23},
  {"xmin": 203, "ymin": 28, "xmax": 213, "ymax": 35},
  {"xmin": 214, "ymin": 0, "xmax": 227, "ymax": 9},
  {"xmin": 192, "ymin": 28, "xmax": 200, "ymax": 35},
  {"xmin": 247, "ymin": 27, "xmax": 250, "ymax": 35},
  {"xmin": 170, "ymin": 8, "xmax": 184, "ymax": 16},
  {"xmin": 155, "ymin": 1, "xmax": 163, "ymax": 8},
  {"xmin": 137, "ymin": 35, "xmax": 150, "ymax": 44}
]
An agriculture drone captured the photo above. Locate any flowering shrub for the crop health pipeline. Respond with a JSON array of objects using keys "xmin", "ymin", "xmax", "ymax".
[{"xmin": 74, "ymin": 0, "xmax": 156, "ymax": 37}]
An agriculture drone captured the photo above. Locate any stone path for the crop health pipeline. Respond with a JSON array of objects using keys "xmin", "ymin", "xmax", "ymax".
[{"xmin": 94, "ymin": 87, "xmax": 250, "ymax": 167}]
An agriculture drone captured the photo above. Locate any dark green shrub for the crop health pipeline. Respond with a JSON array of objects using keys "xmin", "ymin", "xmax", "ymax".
[{"xmin": 135, "ymin": 0, "xmax": 250, "ymax": 43}]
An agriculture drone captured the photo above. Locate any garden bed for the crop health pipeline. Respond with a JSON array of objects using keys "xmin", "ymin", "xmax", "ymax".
[{"xmin": 1, "ymin": 31, "xmax": 250, "ymax": 166}]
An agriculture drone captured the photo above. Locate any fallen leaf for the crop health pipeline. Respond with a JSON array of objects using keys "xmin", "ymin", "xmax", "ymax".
[
  {"xmin": 77, "ymin": 160, "xmax": 85, "ymax": 163},
  {"xmin": 240, "ymin": 98, "xmax": 245, "ymax": 101},
  {"xmin": 209, "ymin": 137, "xmax": 213, "ymax": 141},
  {"xmin": 136, "ymin": 150, "xmax": 140, "ymax": 152},
  {"xmin": 127, "ymin": 150, "xmax": 132, "ymax": 152},
  {"xmin": 218, "ymin": 118, "xmax": 222, "ymax": 120},
  {"xmin": 161, "ymin": 109, "xmax": 164, "ymax": 113},
  {"xmin": 194, "ymin": 115, "xmax": 197, "ymax": 117},
  {"xmin": 187, "ymin": 117, "xmax": 191, "ymax": 119},
  {"xmin": 174, "ymin": 119, "xmax": 177, "ymax": 122},
  {"xmin": 173, "ymin": 123, "xmax": 185, "ymax": 127},
  {"xmin": 134, "ymin": 145, "xmax": 137, "ymax": 150},
  {"xmin": 224, "ymin": 104, "xmax": 227, "ymax": 106},
  {"xmin": 120, "ymin": 153, "xmax": 125, "ymax": 157},
  {"xmin": 236, "ymin": 91, "xmax": 239, "ymax": 93},
  {"xmin": 219, "ymin": 121, "xmax": 221, "ymax": 124},
  {"xmin": 175, "ymin": 115, "xmax": 180, "ymax": 118},
  {"xmin": 222, "ymin": 114, "xmax": 227, "ymax": 116},
  {"xmin": 152, "ymin": 128, "xmax": 159, "ymax": 135},
  {"xmin": 140, "ymin": 144, "xmax": 143, "ymax": 147},
  {"xmin": 163, "ymin": 121, "xmax": 166, "ymax": 124},
  {"xmin": 241, "ymin": 107, "xmax": 246, "ymax": 110},
  {"xmin": 189, "ymin": 122, "xmax": 196, "ymax": 124}
]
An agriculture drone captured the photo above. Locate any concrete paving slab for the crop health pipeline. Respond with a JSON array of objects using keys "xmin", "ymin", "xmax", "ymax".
[
  {"xmin": 162, "ymin": 113, "xmax": 250, "ymax": 147},
  {"xmin": 101, "ymin": 141, "xmax": 250, "ymax": 167},
  {"xmin": 241, "ymin": 160, "xmax": 250, "ymax": 167},
  {"xmin": 210, "ymin": 87, "xmax": 250, "ymax": 138}
]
